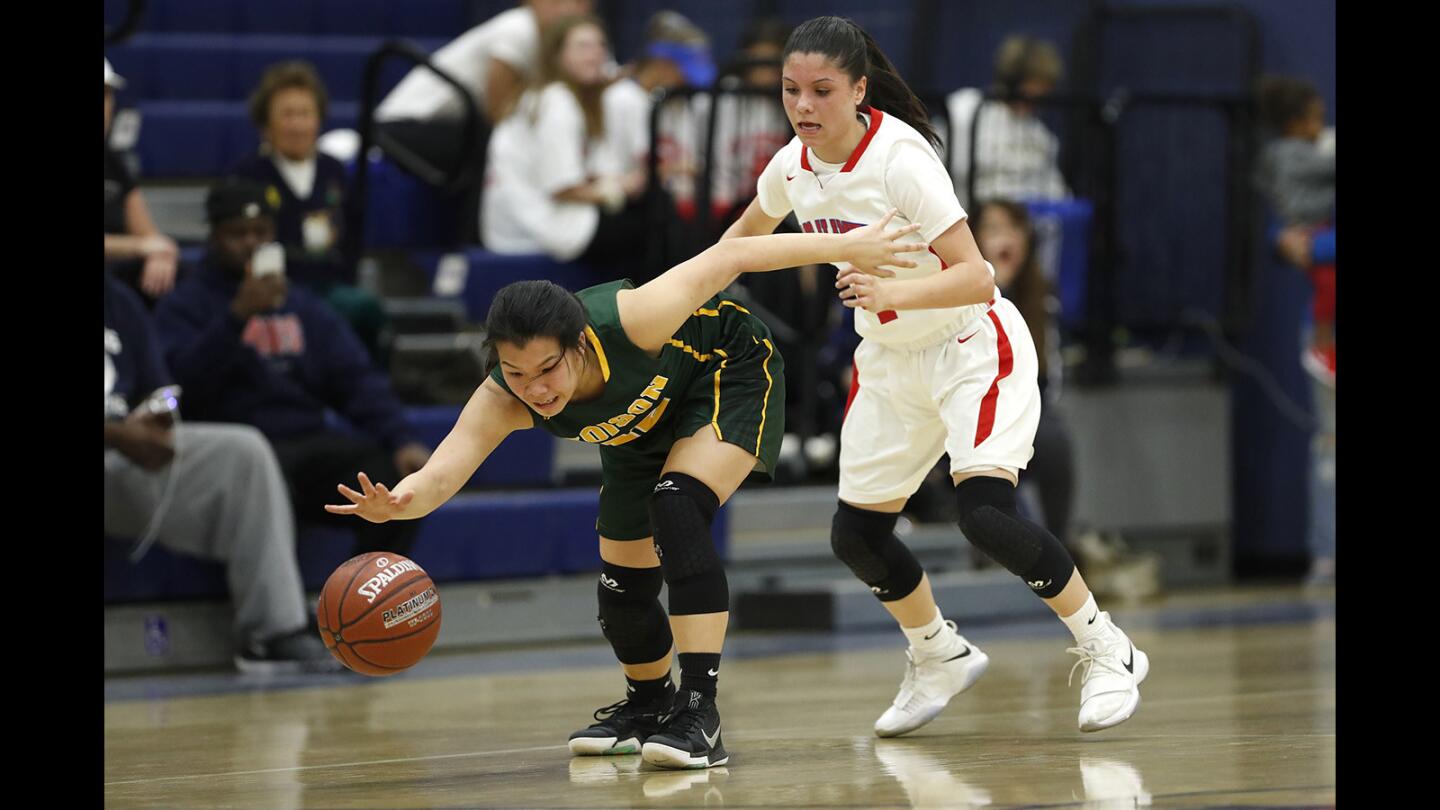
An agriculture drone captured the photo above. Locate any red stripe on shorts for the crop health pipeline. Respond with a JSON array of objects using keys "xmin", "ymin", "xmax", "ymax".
[{"xmin": 974, "ymin": 308, "xmax": 1013, "ymax": 447}]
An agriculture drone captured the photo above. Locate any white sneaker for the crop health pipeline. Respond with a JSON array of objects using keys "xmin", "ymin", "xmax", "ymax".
[
  {"xmin": 875, "ymin": 621, "xmax": 990, "ymax": 738},
  {"xmin": 874, "ymin": 740, "xmax": 993, "ymax": 807},
  {"xmin": 1079, "ymin": 757, "xmax": 1152, "ymax": 808},
  {"xmin": 1067, "ymin": 615, "xmax": 1149, "ymax": 732}
]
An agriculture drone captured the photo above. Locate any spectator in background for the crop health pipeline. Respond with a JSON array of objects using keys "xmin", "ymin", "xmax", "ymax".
[
  {"xmin": 1257, "ymin": 75, "xmax": 1336, "ymax": 385},
  {"xmin": 232, "ymin": 61, "xmax": 386, "ymax": 361},
  {"xmin": 711, "ymin": 17, "xmax": 794, "ymax": 226},
  {"xmin": 372, "ymin": 0, "xmax": 592, "ymax": 179},
  {"xmin": 1276, "ymin": 221, "xmax": 1336, "ymax": 588},
  {"xmin": 154, "ymin": 180, "xmax": 431, "ymax": 558},
  {"xmin": 105, "ymin": 273, "xmax": 338, "ymax": 674},
  {"xmin": 946, "ymin": 36, "xmax": 1070, "ymax": 208},
  {"xmin": 603, "ymin": 11, "xmax": 717, "ymax": 225},
  {"xmin": 104, "ymin": 58, "xmax": 179, "ymax": 302},
  {"xmin": 483, "ymin": 16, "xmax": 651, "ymax": 278},
  {"xmin": 907, "ymin": 200, "xmax": 1159, "ymax": 599}
]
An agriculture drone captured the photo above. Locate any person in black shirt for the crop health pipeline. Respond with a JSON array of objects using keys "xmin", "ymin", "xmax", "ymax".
[{"xmin": 104, "ymin": 58, "xmax": 179, "ymax": 301}]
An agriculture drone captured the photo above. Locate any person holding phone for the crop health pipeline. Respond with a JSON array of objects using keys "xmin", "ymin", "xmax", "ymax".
[
  {"xmin": 105, "ymin": 272, "xmax": 338, "ymax": 674},
  {"xmin": 154, "ymin": 179, "xmax": 432, "ymax": 558}
]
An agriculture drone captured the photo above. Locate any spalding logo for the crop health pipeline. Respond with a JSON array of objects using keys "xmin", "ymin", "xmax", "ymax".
[{"xmin": 357, "ymin": 559, "xmax": 421, "ymax": 604}]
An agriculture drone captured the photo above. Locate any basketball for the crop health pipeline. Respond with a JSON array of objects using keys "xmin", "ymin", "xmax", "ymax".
[{"xmin": 317, "ymin": 552, "xmax": 442, "ymax": 676}]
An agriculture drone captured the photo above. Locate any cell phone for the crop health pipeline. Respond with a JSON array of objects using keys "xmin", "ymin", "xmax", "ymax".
[
  {"xmin": 133, "ymin": 385, "xmax": 182, "ymax": 427},
  {"xmin": 252, "ymin": 243, "xmax": 286, "ymax": 278}
]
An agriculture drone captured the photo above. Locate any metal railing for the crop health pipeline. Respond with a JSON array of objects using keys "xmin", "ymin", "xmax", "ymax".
[
  {"xmin": 104, "ymin": 0, "xmax": 146, "ymax": 46},
  {"xmin": 343, "ymin": 40, "xmax": 482, "ymax": 272}
]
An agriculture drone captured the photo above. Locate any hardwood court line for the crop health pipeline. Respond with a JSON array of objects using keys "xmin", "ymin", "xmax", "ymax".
[
  {"xmin": 108, "ymin": 682, "xmax": 1335, "ymax": 787},
  {"xmin": 729, "ymin": 685, "xmax": 1335, "ymax": 742},
  {"xmin": 1004, "ymin": 781, "xmax": 1337, "ymax": 809},
  {"xmin": 103, "ymin": 743, "xmax": 569, "ymax": 786}
]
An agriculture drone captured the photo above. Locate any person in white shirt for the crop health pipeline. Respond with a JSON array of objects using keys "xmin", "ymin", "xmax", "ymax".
[
  {"xmin": 373, "ymin": 0, "xmax": 590, "ymax": 179},
  {"xmin": 601, "ymin": 11, "xmax": 716, "ymax": 225},
  {"xmin": 710, "ymin": 17, "xmax": 794, "ymax": 226},
  {"xmin": 482, "ymin": 15, "xmax": 649, "ymax": 277},
  {"xmin": 722, "ymin": 15, "xmax": 1149, "ymax": 740},
  {"xmin": 945, "ymin": 36, "xmax": 1070, "ymax": 208}
]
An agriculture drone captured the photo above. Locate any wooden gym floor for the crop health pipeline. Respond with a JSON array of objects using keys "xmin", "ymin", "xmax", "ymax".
[{"xmin": 105, "ymin": 584, "xmax": 1335, "ymax": 808}]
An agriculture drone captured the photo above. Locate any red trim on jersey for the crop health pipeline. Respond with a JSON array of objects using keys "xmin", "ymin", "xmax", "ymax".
[
  {"xmin": 928, "ymin": 245, "xmax": 949, "ymax": 269},
  {"xmin": 974, "ymin": 308, "xmax": 1014, "ymax": 447},
  {"xmin": 797, "ymin": 107, "xmax": 883, "ymax": 174},
  {"xmin": 842, "ymin": 108, "xmax": 885, "ymax": 172},
  {"xmin": 843, "ymin": 359, "xmax": 861, "ymax": 421}
]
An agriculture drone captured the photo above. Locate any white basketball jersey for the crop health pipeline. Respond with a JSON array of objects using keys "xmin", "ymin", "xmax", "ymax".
[{"xmin": 756, "ymin": 108, "xmax": 997, "ymax": 347}]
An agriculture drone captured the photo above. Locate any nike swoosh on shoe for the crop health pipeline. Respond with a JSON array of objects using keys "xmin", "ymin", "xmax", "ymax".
[{"xmin": 943, "ymin": 646, "xmax": 972, "ymax": 662}]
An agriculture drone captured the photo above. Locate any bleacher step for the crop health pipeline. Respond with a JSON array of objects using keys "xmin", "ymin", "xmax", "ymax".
[
  {"xmin": 734, "ymin": 569, "xmax": 1051, "ymax": 632},
  {"xmin": 383, "ymin": 297, "xmax": 471, "ymax": 334}
]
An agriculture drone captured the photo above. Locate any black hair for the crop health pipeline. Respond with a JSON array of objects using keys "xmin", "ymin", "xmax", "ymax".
[
  {"xmin": 1256, "ymin": 75, "xmax": 1321, "ymax": 133},
  {"xmin": 482, "ymin": 281, "xmax": 588, "ymax": 374},
  {"xmin": 782, "ymin": 16, "xmax": 941, "ymax": 151}
]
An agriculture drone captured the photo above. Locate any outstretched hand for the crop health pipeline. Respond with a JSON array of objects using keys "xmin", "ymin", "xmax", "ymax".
[
  {"xmin": 842, "ymin": 208, "xmax": 927, "ymax": 277},
  {"xmin": 325, "ymin": 472, "xmax": 414, "ymax": 524}
]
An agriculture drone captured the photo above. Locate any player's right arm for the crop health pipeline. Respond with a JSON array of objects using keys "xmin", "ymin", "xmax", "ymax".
[
  {"xmin": 720, "ymin": 197, "xmax": 785, "ymax": 240},
  {"xmin": 720, "ymin": 147, "xmax": 792, "ymax": 240},
  {"xmin": 326, "ymin": 377, "xmax": 533, "ymax": 522}
]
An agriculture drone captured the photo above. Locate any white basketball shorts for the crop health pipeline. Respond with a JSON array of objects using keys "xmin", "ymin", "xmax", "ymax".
[{"xmin": 837, "ymin": 297, "xmax": 1042, "ymax": 505}]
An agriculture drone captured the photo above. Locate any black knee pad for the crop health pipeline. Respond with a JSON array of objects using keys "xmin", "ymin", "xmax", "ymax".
[
  {"xmin": 955, "ymin": 476, "xmax": 1074, "ymax": 598},
  {"xmin": 596, "ymin": 562, "xmax": 672, "ymax": 664},
  {"xmin": 649, "ymin": 473, "xmax": 728, "ymax": 616},
  {"xmin": 831, "ymin": 502, "xmax": 925, "ymax": 602}
]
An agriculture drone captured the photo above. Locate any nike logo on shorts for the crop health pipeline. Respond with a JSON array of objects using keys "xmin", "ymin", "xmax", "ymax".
[
  {"xmin": 786, "ymin": 174, "xmax": 796, "ymax": 181},
  {"xmin": 957, "ymin": 331, "xmax": 979, "ymax": 344}
]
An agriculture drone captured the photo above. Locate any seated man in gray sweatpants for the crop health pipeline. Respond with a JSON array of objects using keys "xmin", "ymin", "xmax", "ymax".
[{"xmin": 104, "ymin": 273, "xmax": 339, "ymax": 674}]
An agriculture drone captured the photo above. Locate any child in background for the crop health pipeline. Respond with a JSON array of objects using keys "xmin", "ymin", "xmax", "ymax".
[{"xmin": 1257, "ymin": 75, "xmax": 1336, "ymax": 384}]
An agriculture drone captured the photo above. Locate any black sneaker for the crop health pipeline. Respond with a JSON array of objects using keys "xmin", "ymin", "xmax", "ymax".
[
  {"xmin": 568, "ymin": 691, "xmax": 672, "ymax": 756},
  {"xmin": 641, "ymin": 689, "xmax": 729, "ymax": 769},
  {"xmin": 234, "ymin": 628, "xmax": 344, "ymax": 676}
]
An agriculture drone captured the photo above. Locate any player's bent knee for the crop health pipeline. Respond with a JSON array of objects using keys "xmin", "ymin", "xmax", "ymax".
[
  {"xmin": 954, "ymin": 476, "xmax": 1072, "ymax": 598},
  {"xmin": 596, "ymin": 563, "xmax": 672, "ymax": 664},
  {"xmin": 831, "ymin": 501, "xmax": 924, "ymax": 602},
  {"xmin": 649, "ymin": 473, "xmax": 728, "ymax": 616}
]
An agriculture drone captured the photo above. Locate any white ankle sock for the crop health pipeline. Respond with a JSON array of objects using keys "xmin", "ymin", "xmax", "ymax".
[
  {"xmin": 902, "ymin": 609, "xmax": 951, "ymax": 655},
  {"xmin": 1060, "ymin": 593, "xmax": 1103, "ymax": 643}
]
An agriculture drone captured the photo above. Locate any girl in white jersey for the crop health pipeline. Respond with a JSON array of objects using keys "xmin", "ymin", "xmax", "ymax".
[{"xmin": 722, "ymin": 16, "xmax": 1150, "ymax": 737}]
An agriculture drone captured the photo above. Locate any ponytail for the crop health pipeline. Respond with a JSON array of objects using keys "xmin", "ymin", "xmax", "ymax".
[{"xmin": 784, "ymin": 16, "xmax": 941, "ymax": 152}]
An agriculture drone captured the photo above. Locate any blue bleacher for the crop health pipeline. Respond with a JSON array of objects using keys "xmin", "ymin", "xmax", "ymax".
[
  {"xmin": 406, "ymin": 405, "xmax": 556, "ymax": 488},
  {"xmin": 412, "ymin": 248, "xmax": 604, "ymax": 322},
  {"xmin": 105, "ymin": 492, "xmax": 729, "ymax": 602},
  {"xmin": 107, "ymin": 0, "xmax": 487, "ymax": 38},
  {"xmin": 108, "ymin": 34, "xmax": 438, "ymax": 103},
  {"xmin": 133, "ymin": 100, "xmax": 358, "ymax": 178}
]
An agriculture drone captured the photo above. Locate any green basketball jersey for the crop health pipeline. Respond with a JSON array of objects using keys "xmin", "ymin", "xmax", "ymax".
[
  {"xmin": 488, "ymin": 279, "xmax": 786, "ymax": 540},
  {"xmin": 489, "ymin": 279, "xmax": 772, "ymax": 452}
]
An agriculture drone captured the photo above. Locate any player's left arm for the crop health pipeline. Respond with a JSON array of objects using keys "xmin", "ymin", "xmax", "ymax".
[
  {"xmin": 838, "ymin": 218, "xmax": 996, "ymax": 312},
  {"xmin": 617, "ymin": 212, "xmax": 924, "ymax": 353},
  {"xmin": 836, "ymin": 142, "xmax": 996, "ymax": 312}
]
